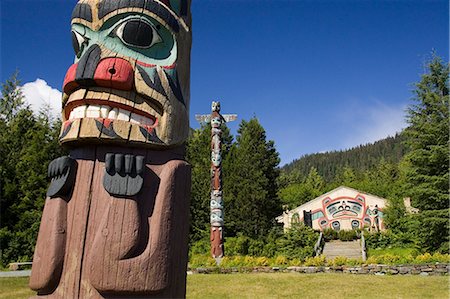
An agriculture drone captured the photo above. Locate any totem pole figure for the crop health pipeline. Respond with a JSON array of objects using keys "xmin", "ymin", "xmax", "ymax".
[
  {"xmin": 29, "ymin": 1, "xmax": 192, "ymax": 298},
  {"xmin": 195, "ymin": 102, "xmax": 237, "ymax": 262}
]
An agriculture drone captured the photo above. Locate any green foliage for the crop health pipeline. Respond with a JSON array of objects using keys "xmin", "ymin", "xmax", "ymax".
[
  {"xmin": 365, "ymin": 209, "xmax": 449, "ymax": 253},
  {"xmin": 404, "ymin": 209, "xmax": 449, "ymax": 253},
  {"xmin": 403, "ymin": 54, "xmax": 449, "ymax": 211},
  {"xmin": 189, "ymin": 237, "xmax": 211, "ymax": 256},
  {"xmin": 366, "ymin": 252, "xmax": 450, "ymax": 265},
  {"xmin": 322, "ymin": 228, "xmax": 338, "ymax": 241},
  {"xmin": 278, "ymin": 167, "xmax": 327, "ymax": 209},
  {"xmin": 275, "ymin": 224, "xmax": 318, "ymax": 260},
  {"xmin": 0, "ymin": 73, "xmax": 65, "ymax": 266},
  {"xmin": 368, "ymin": 247, "xmax": 420, "ymax": 258},
  {"xmin": 303, "ymin": 255, "xmax": 326, "ymax": 266},
  {"xmin": 365, "ymin": 230, "xmax": 416, "ymax": 250},
  {"xmin": 337, "ymin": 229, "xmax": 358, "ymax": 241},
  {"xmin": 223, "ymin": 118, "xmax": 281, "ymax": 239},
  {"xmin": 322, "ymin": 228, "xmax": 358, "ymax": 242},
  {"xmin": 283, "ymin": 134, "xmax": 406, "ymax": 182}
]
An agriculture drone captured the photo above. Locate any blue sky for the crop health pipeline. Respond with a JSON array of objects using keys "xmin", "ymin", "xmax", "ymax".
[{"xmin": 1, "ymin": 0, "xmax": 448, "ymax": 166}]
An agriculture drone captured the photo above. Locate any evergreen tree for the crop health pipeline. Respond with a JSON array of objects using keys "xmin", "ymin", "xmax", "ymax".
[
  {"xmin": 223, "ymin": 118, "xmax": 281, "ymax": 239},
  {"xmin": 0, "ymin": 73, "xmax": 64, "ymax": 265},
  {"xmin": 278, "ymin": 167, "xmax": 327, "ymax": 209},
  {"xmin": 403, "ymin": 54, "xmax": 449, "ymax": 210}
]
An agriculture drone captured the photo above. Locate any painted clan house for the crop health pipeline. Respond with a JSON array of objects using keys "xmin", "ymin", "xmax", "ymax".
[{"xmin": 277, "ymin": 186, "xmax": 387, "ymax": 232}]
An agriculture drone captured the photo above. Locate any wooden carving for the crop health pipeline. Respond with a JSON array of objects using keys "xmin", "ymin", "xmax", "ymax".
[{"xmin": 30, "ymin": 1, "xmax": 192, "ymax": 298}]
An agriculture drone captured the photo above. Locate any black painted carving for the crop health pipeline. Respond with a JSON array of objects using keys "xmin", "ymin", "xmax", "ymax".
[
  {"xmin": 71, "ymin": 3, "xmax": 93, "ymax": 22},
  {"xmin": 75, "ymin": 44, "xmax": 101, "ymax": 86},
  {"xmin": 139, "ymin": 127, "xmax": 164, "ymax": 143},
  {"xmin": 59, "ymin": 121, "xmax": 73, "ymax": 140},
  {"xmin": 98, "ymin": 0, "xmax": 180, "ymax": 33},
  {"xmin": 103, "ymin": 153, "xmax": 144, "ymax": 197},
  {"xmin": 47, "ymin": 156, "xmax": 77, "ymax": 198},
  {"xmin": 95, "ymin": 119, "xmax": 122, "ymax": 139},
  {"xmin": 164, "ymin": 69, "xmax": 185, "ymax": 105},
  {"xmin": 137, "ymin": 65, "xmax": 166, "ymax": 97}
]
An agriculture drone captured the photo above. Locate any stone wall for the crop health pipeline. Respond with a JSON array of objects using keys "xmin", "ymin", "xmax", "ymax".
[{"xmin": 189, "ymin": 263, "xmax": 449, "ymax": 276}]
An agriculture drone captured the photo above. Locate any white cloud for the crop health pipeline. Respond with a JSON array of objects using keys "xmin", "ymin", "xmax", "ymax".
[
  {"xmin": 341, "ymin": 101, "xmax": 407, "ymax": 149},
  {"xmin": 21, "ymin": 79, "xmax": 62, "ymax": 118}
]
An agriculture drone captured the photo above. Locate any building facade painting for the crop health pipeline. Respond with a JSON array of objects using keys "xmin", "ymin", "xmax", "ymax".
[{"xmin": 277, "ymin": 186, "xmax": 386, "ymax": 232}]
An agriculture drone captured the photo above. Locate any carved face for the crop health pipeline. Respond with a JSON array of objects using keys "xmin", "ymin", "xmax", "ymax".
[
  {"xmin": 211, "ymin": 101, "xmax": 220, "ymax": 112},
  {"xmin": 323, "ymin": 196, "xmax": 365, "ymax": 219},
  {"xmin": 60, "ymin": 0, "xmax": 191, "ymax": 148},
  {"xmin": 211, "ymin": 152, "xmax": 221, "ymax": 167},
  {"xmin": 211, "ymin": 116, "xmax": 222, "ymax": 129}
]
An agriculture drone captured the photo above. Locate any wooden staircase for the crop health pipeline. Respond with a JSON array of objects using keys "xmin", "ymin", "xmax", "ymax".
[{"xmin": 322, "ymin": 239, "xmax": 362, "ymax": 259}]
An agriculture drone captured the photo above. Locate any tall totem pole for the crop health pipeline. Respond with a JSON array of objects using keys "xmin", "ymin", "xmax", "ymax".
[
  {"xmin": 196, "ymin": 102, "xmax": 236, "ymax": 261},
  {"xmin": 29, "ymin": 1, "xmax": 192, "ymax": 298}
]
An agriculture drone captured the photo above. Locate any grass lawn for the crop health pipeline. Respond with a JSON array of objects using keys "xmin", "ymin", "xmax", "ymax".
[{"xmin": 1, "ymin": 273, "xmax": 449, "ymax": 299}]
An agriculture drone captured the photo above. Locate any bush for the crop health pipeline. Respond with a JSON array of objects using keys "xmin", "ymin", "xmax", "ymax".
[
  {"xmin": 387, "ymin": 209, "xmax": 449, "ymax": 253},
  {"xmin": 274, "ymin": 255, "xmax": 288, "ymax": 266},
  {"xmin": 225, "ymin": 235, "xmax": 251, "ymax": 256},
  {"xmin": 190, "ymin": 238, "xmax": 210, "ymax": 256},
  {"xmin": 338, "ymin": 229, "xmax": 358, "ymax": 241},
  {"xmin": 322, "ymin": 228, "xmax": 338, "ymax": 241},
  {"xmin": 303, "ymin": 255, "xmax": 326, "ymax": 266},
  {"xmin": 189, "ymin": 254, "xmax": 217, "ymax": 268},
  {"xmin": 276, "ymin": 224, "xmax": 318, "ymax": 260},
  {"xmin": 329, "ymin": 256, "xmax": 348, "ymax": 266},
  {"xmin": 255, "ymin": 257, "xmax": 270, "ymax": 266}
]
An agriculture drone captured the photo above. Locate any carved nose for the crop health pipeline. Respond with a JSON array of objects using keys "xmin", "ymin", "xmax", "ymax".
[
  {"xmin": 93, "ymin": 58, "xmax": 134, "ymax": 90},
  {"xmin": 63, "ymin": 57, "xmax": 134, "ymax": 94}
]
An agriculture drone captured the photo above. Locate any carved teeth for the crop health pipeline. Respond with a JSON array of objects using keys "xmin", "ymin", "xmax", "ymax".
[
  {"xmin": 68, "ymin": 105, "xmax": 154, "ymax": 126},
  {"xmin": 86, "ymin": 105, "xmax": 101, "ymax": 118},
  {"xmin": 108, "ymin": 108, "xmax": 118, "ymax": 119},
  {"xmin": 100, "ymin": 106, "xmax": 110, "ymax": 118},
  {"xmin": 131, "ymin": 113, "xmax": 154, "ymax": 126},
  {"xmin": 71, "ymin": 105, "xmax": 87, "ymax": 119},
  {"xmin": 118, "ymin": 109, "xmax": 131, "ymax": 121}
]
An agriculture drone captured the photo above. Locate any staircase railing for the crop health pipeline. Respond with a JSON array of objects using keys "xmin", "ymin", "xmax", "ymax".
[
  {"xmin": 361, "ymin": 230, "xmax": 367, "ymax": 261},
  {"xmin": 314, "ymin": 231, "xmax": 324, "ymax": 256}
]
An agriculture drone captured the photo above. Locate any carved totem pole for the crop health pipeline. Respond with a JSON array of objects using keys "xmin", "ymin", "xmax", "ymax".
[
  {"xmin": 29, "ymin": 1, "xmax": 192, "ymax": 298},
  {"xmin": 196, "ymin": 102, "xmax": 236, "ymax": 261}
]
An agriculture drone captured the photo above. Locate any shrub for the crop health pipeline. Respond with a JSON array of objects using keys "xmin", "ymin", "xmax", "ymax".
[
  {"xmin": 274, "ymin": 255, "xmax": 288, "ymax": 266},
  {"xmin": 329, "ymin": 256, "xmax": 348, "ymax": 266},
  {"xmin": 190, "ymin": 238, "xmax": 210, "ymax": 256},
  {"xmin": 303, "ymin": 255, "xmax": 326, "ymax": 266},
  {"xmin": 346, "ymin": 258, "xmax": 364, "ymax": 266},
  {"xmin": 338, "ymin": 229, "xmax": 358, "ymax": 241},
  {"xmin": 225, "ymin": 235, "xmax": 250, "ymax": 256},
  {"xmin": 189, "ymin": 254, "xmax": 217, "ymax": 268},
  {"xmin": 289, "ymin": 258, "xmax": 302, "ymax": 266},
  {"xmin": 276, "ymin": 224, "xmax": 318, "ymax": 260},
  {"xmin": 322, "ymin": 228, "xmax": 338, "ymax": 241},
  {"xmin": 255, "ymin": 257, "xmax": 270, "ymax": 266}
]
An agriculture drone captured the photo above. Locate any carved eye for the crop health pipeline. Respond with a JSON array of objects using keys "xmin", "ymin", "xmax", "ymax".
[
  {"xmin": 71, "ymin": 30, "xmax": 87, "ymax": 58},
  {"xmin": 116, "ymin": 19, "xmax": 162, "ymax": 49}
]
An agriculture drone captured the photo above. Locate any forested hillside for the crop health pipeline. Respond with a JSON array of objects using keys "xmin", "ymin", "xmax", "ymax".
[{"xmin": 282, "ymin": 133, "xmax": 407, "ymax": 182}]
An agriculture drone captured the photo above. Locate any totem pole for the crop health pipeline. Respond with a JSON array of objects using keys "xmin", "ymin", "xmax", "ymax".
[
  {"xmin": 29, "ymin": 1, "xmax": 192, "ymax": 298},
  {"xmin": 195, "ymin": 102, "xmax": 236, "ymax": 262}
]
